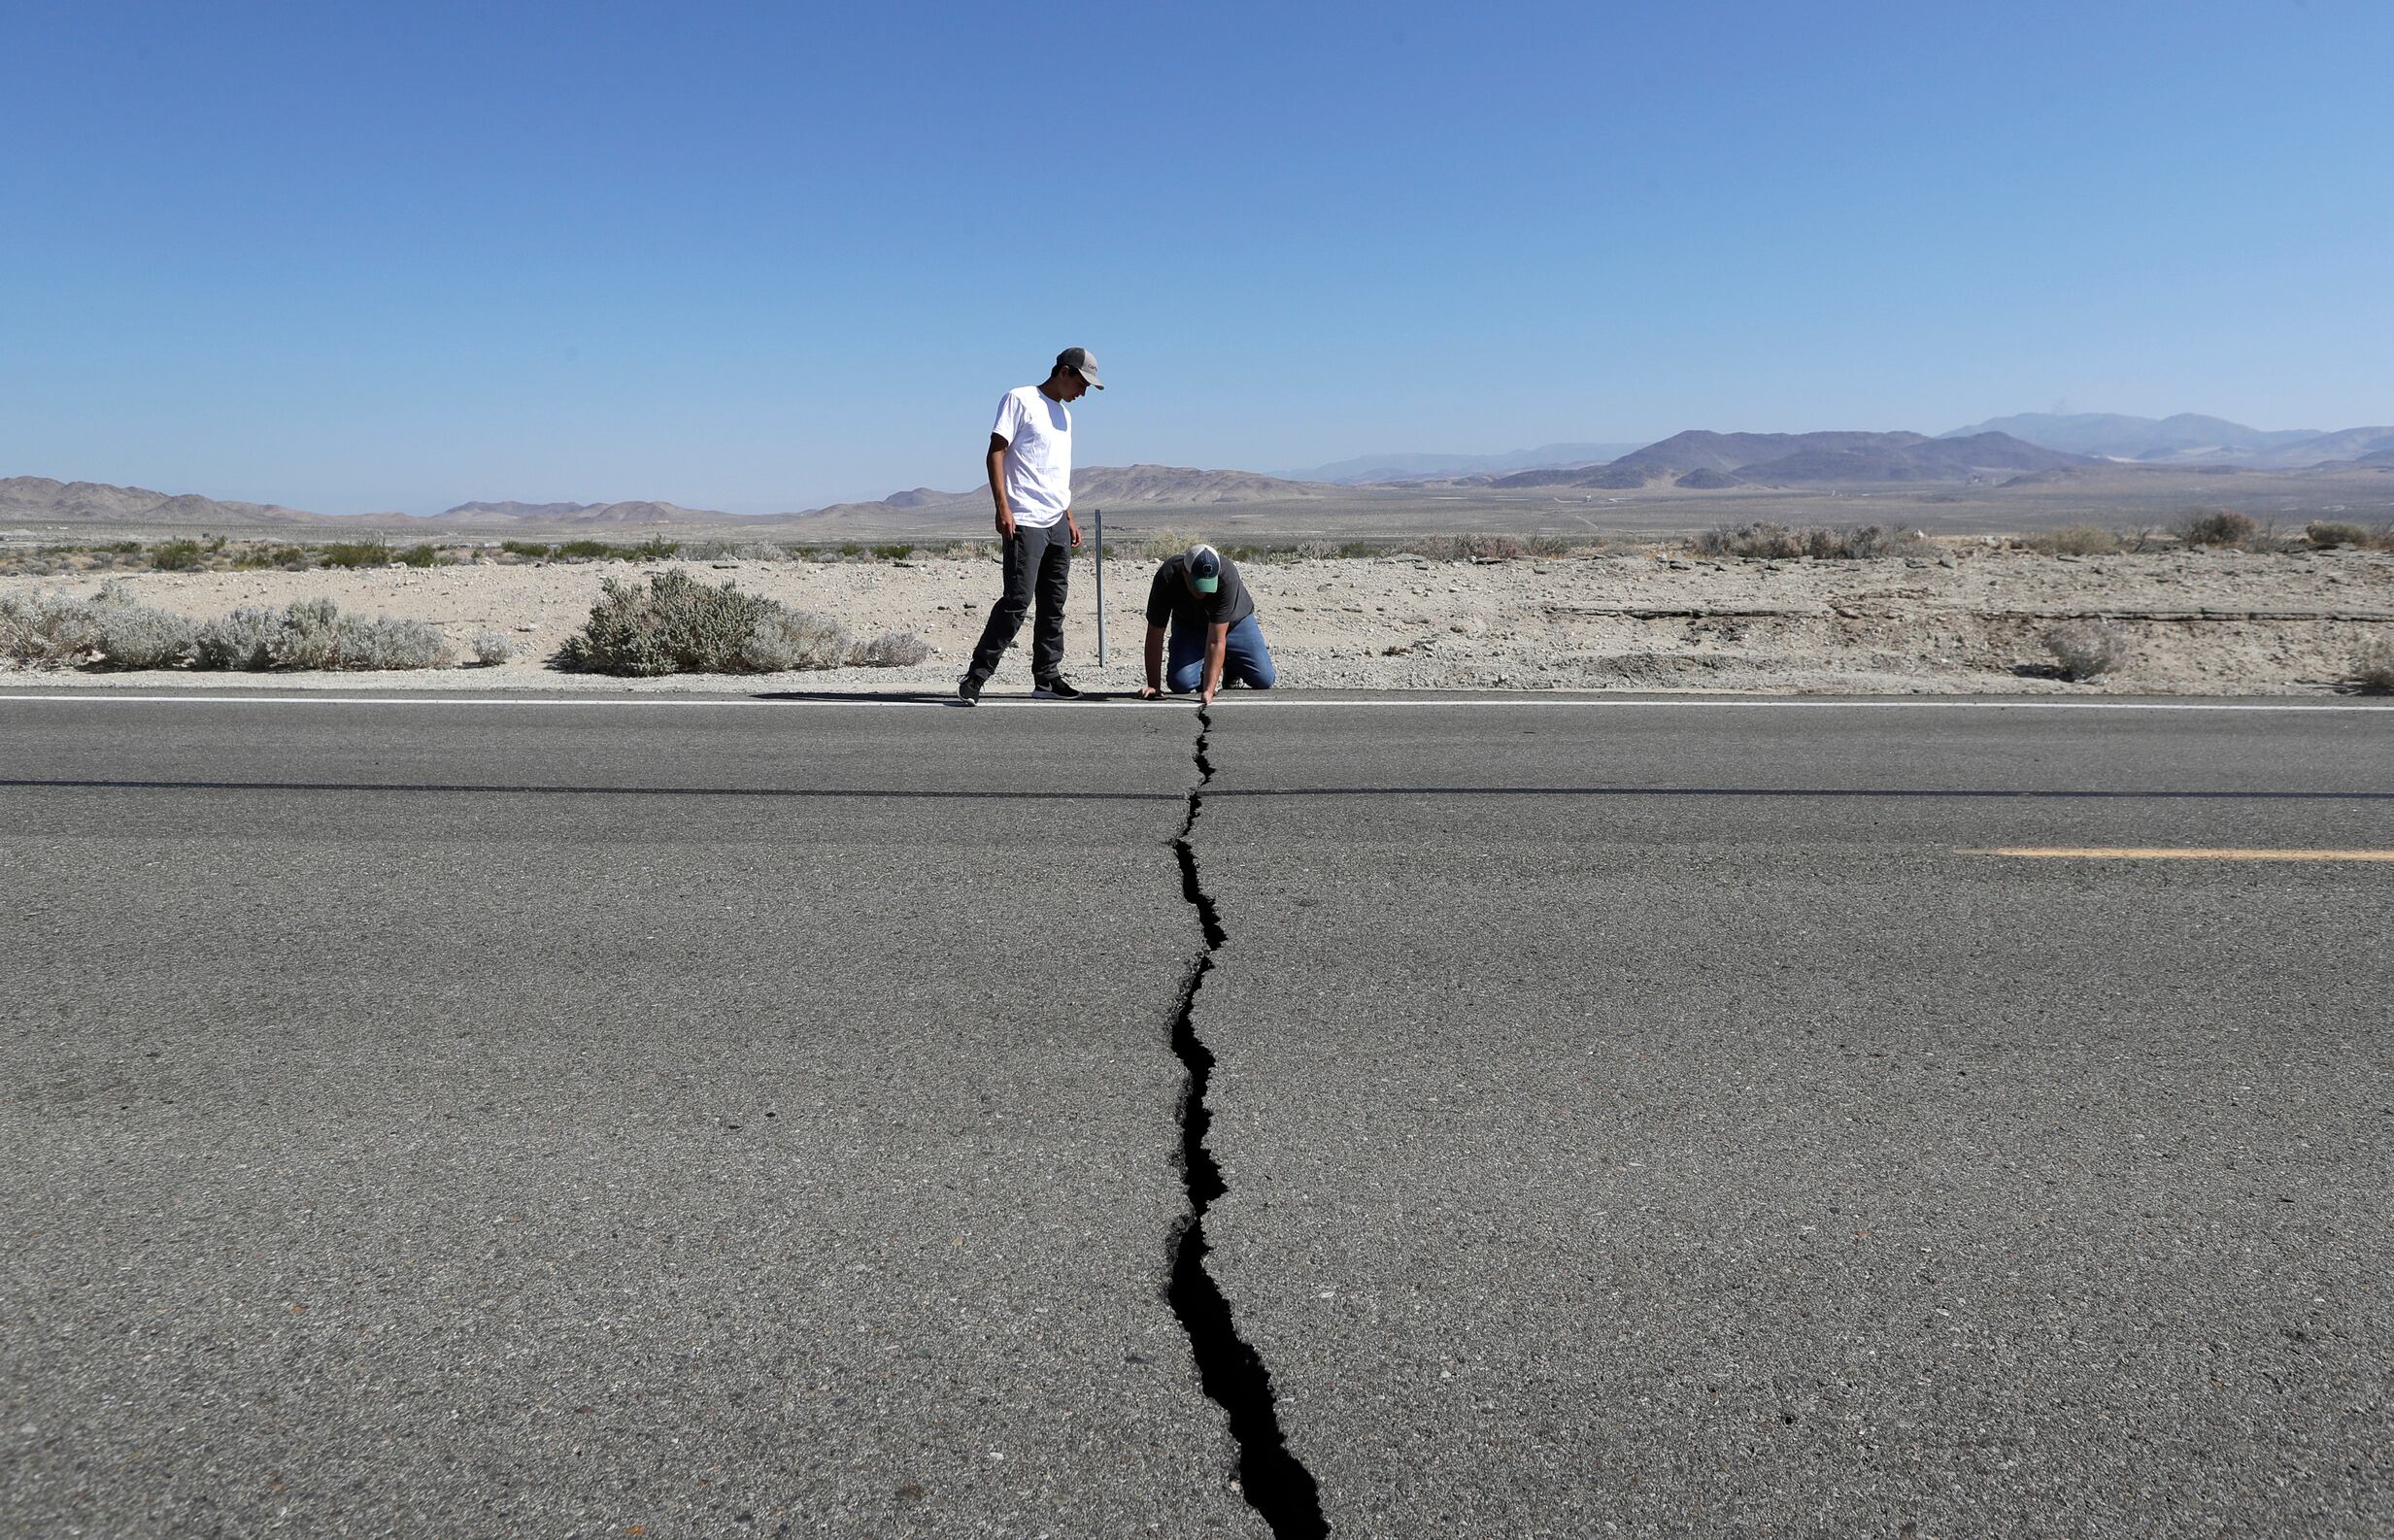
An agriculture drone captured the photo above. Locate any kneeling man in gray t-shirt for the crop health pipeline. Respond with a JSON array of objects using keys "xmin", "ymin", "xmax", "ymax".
[{"xmin": 1138, "ymin": 544, "xmax": 1278, "ymax": 706}]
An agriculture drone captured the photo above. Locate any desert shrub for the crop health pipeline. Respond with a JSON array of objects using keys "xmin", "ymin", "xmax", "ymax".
[
  {"xmin": 562, "ymin": 569, "xmax": 848, "ymax": 676},
  {"xmin": 1525, "ymin": 534, "xmax": 1574, "ymax": 557},
  {"xmin": 628, "ymin": 536, "xmax": 680, "ymax": 560},
  {"xmin": 1396, "ymin": 535, "xmax": 1459, "ymax": 560},
  {"xmin": 2351, "ymin": 637, "xmax": 2394, "ymax": 693},
  {"xmin": 742, "ymin": 541, "xmax": 792, "ymax": 560},
  {"xmin": 500, "ymin": 540, "xmax": 554, "ymax": 558},
  {"xmin": 2027, "ymin": 524, "xmax": 2123, "ymax": 555},
  {"xmin": 1456, "ymin": 533, "xmax": 1525, "ymax": 560},
  {"xmin": 0, "ymin": 589, "xmax": 104, "ymax": 663},
  {"xmin": 869, "ymin": 543, "xmax": 916, "ymax": 560},
  {"xmin": 742, "ymin": 607, "xmax": 853, "ymax": 671},
  {"xmin": 1137, "ymin": 527, "xmax": 1197, "ymax": 560},
  {"xmin": 270, "ymin": 596, "xmax": 451, "ymax": 669},
  {"xmin": 2042, "ymin": 621, "xmax": 2131, "ymax": 682},
  {"xmin": 192, "ymin": 607, "xmax": 283, "ymax": 669},
  {"xmin": 188, "ymin": 597, "xmax": 449, "ymax": 671},
  {"xmin": 398, "ymin": 542, "xmax": 446, "ymax": 568},
  {"xmin": 2307, "ymin": 520, "xmax": 2371, "ymax": 549},
  {"xmin": 321, "ymin": 540, "xmax": 393, "ymax": 568},
  {"xmin": 850, "ymin": 631, "xmax": 930, "ymax": 667},
  {"xmin": 1691, "ymin": 522, "xmax": 1929, "ymax": 559},
  {"xmin": 470, "ymin": 629, "xmax": 515, "ymax": 666},
  {"xmin": 151, "ymin": 539, "xmax": 208, "ymax": 571},
  {"xmin": 556, "ymin": 539, "xmax": 613, "ymax": 560},
  {"xmin": 2176, "ymin": 509, "xmax": 2256, "ymax": 548},
  {"xmin": 89, "ymin": 601, "xmax": 198, "ymax": 669}
]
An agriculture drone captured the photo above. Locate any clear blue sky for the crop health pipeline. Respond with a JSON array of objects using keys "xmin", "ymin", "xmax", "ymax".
[{"xmin": 5, "ymin": 0, "xmax": 2389, "ymax": 514}]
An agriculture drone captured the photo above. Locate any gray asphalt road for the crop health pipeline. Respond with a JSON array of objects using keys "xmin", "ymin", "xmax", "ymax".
[{"xmin": 4, "ymin": 692, "xmax": 2389, "ymax": 1539}]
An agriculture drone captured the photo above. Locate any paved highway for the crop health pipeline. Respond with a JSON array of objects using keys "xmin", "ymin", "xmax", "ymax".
[{"xmin": 3, "ymin": 691, "xmax": 2388, "ymax": 1538}]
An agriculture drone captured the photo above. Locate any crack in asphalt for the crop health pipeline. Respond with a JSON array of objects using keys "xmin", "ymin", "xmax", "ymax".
[{"xmin": 1164, "ymin": 709, "xmax": 1330, "ymax": 1540}]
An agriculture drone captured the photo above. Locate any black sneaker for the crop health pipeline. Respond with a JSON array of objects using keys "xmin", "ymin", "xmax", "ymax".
[
  {"xmin": 1031, "ymin": 677, "xmax": 1084, "ymax": 699},
  {"xmin": 957, "ymin": 673, "xmax": 983, "ymax": 707}
]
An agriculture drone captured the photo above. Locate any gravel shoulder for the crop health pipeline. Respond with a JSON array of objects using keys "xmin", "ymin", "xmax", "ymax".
[{"xmin": 6, "ymin": 548, "xmax": 2391, "ymax": 695}]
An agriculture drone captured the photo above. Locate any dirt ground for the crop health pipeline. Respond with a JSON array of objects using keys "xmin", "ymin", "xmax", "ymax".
[{"xmin": 5, "ymin": 546, "xmax": 2391, "ymax": 694}]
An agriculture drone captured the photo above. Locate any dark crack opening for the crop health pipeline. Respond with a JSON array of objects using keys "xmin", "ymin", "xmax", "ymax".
[{"xmin": 1164, "ymin": 708, "xmax": 1330, "ymax": 1540}]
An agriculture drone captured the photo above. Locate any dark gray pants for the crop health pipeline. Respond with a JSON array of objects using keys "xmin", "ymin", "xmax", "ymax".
[{"xmin": 967, "ymin": 521, "xmax": 1071, "ymax": 684}]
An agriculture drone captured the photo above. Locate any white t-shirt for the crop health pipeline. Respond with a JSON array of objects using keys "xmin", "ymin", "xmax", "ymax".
[{"xmin": 991, "ymin": 385, "xmax": 1072, "ymax": 527}]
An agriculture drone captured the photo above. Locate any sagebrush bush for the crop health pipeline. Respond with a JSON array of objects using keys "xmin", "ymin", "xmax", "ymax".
[
  {"xmin": 272, "ymin": 596, "xmax": 451, "ymax": 670},
  {"xmin": 89, "ymin": 600, "xmax": 198, "ymax": 669},
  {"xmin": 1692, "ymin": 523, "xmax": 1932, "ymax": 559},
  {"xmin": 0, "ymin": 589, "xmax": 104, "ymax": 663},
  {"xmin": 2352, "ymin": 637, "xmax": 2394, "ymax": 693},
  {"xmin": 564, "ymin": 569, "xmax": 813, "ymax": 675},
  {"xmin": 850, "ymin": 631, "xmax": 930, "ymax": 668},
  {"xmin": 1137, "ymin": 527, "xmax": 1197, "ymax": 560},
  {"xmin": 471, "ymin": 630, "xmax": 515, "ymax": 666},
  {"xmin": 2177, "ymin": 509, "xmax": 2256, "ymax": 547},
  {"xmin": 320, "ymin": 540, "xmax": 394, "ymax": 569},
  {"xmin": 151, "ymin": 539, "xmax": 208, "ymax": 571},
  {"xmin": 2027, "ymin": 524, "xmax": 2123, "ymax": 555},
  {"xmin": 193, "ymin": 607, "xmax": 282, "ymax": 669},
  {"xmin": 741, "ymin": 606, "xmax": 853, "ymax": 671},
  {"xmin": 2042, "ymin": 622, "xmax": 2131, "ymax": 682},
  {"xmin": 2307, "ymin": 520, "xmax": 2371, "ymax": 549},
  {"xmin": 188, "ymin": 597, "xmax": 450, "ymax": 671}
]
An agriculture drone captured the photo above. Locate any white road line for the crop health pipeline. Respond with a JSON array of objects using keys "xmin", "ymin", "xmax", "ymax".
[{"xmin": 0, "ymin": 693, "xmax": 2390, "ymax": 713}]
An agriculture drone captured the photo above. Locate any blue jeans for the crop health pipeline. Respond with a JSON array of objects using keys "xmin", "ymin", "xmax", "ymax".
[{"xmin": 1166, "ymin": 614, "xmax": 1277, "ymax": 691}]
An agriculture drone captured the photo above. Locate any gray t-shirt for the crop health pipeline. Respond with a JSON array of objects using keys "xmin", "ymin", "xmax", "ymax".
[{"xmin": 1146, "ymin": 553, "xmax": 1255, "ymax": 633}]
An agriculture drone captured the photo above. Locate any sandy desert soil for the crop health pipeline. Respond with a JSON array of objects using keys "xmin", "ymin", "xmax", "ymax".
[{"xmin": 5, "ymin": 547, "xmax": 2392, "ymax": 695}]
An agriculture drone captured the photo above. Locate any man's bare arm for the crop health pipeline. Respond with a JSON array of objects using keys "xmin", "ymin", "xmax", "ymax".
[
  {"xmin": 1141, "ymin": 622, "xmax": 1166, "ymax": 696},
  {"xmin": 1200, "ymin": 620, "xmax": 1230, "ymax": 704},
  {"xmin": 986, "ymin": 433, "xmax": 1015, "ymax": 539}
]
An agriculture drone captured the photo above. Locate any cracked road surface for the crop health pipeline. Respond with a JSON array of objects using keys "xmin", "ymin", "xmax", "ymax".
[{"xmin": 5, "ymin": 691, "xmax": 2391, "ymax": 1537}]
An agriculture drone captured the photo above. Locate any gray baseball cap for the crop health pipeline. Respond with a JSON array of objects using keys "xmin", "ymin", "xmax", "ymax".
[{"xmin": 1056, "ymin": 347, "xmax": 1103, "ymax": 389}]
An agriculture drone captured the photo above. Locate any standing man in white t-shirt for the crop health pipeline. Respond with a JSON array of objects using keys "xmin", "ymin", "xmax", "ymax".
[{"xmin": 959, "ymin": 347, "xmax": 1102, "ymax": 705}]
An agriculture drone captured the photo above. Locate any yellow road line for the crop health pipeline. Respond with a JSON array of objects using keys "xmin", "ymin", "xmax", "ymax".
[{"xmin": 1964, "ymin": 848, "xmax": 2394, "ymax": 861}]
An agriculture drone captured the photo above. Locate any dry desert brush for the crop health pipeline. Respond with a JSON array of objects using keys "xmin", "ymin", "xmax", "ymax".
[
  {"xmin": 87, "ymin": 583, "xmax": 199, "ymax": 668},
  {"xmin": 2352, "ymin": 636, "xmax": 2394, "ymax": 694},
  {"xmin": 562, "ymin": 569, "xmax": 920, "ymax": 675},
  {"xmin": 2041, "ymin": 621, "xmax": 2132, "ymax": 682},
  {"xmin": 2175, "ymin": 509, "xmax": 2258, "ymax": 548},
  {"xmin": 192, "ymin": 597, "xmax": 451, "ymax": 671},
  {"xmin": 0, "ymin": 588, "xmax": 106, "ymax": 664},
  {"xmin": 1692, "ymin": 522, "xmax": 1933, "ymax": 560}
]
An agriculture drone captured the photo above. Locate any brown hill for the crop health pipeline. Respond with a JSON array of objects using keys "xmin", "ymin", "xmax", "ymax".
[
  {"xmin": 1, "ymin": 475, "xmax": 328, "ymax": 525},
  {"xmin": 1499, "ymin": 430, "xmax": 2085, "ymax": 487},
  {"xmin": 431, "ymin": 499, "xmax": 738, "ymax": 525}
]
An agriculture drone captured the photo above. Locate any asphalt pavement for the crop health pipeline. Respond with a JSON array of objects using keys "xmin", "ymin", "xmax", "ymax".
[{"xmin": 3, "ymin": 690, "xmax": 2389, "ymax": 1538}]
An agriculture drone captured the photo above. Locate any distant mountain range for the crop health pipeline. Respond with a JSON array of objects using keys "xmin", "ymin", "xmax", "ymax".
[
  {"xmin": 0, "ymin": 476, "xmax": 333, "ymax": 524},
  {"xmin": 14, "ymin": 418, "xmax": 2394, "ymax": 532},
  {"xmin": 1282, "ymin": 443, "xmax": 1646, "ymax": 485},
  {"xmin": 1489, "ymin": 430, "xmax": 2085, "ymax": 488},
  {"xmin": 1942, "ymin": 412, "xmax": 2394, "ymax": 468},
  {"xmin": 0, "ymin": 465, "xmax": 1330, "ymax": 530}
]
